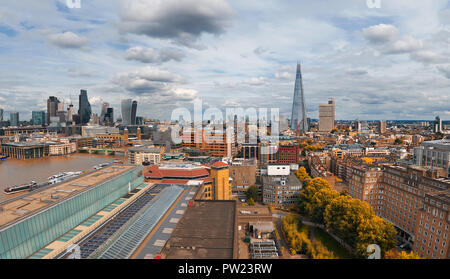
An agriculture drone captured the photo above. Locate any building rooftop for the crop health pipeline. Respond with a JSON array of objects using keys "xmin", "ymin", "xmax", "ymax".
[
  {"xmin": 145, "ymin": 165, "xmax": 210, "ymax": 180},
  {"xmin": 261, "ymin": 172, "xmax": 301, "ymax": 187},
  {"xmin": 161, "ymin": 200, "xmax": 237, "ymax": 259},
  {"xmin": 128, "ymin": 147, "xmax": 162, "ymax": 153},
  {"xmin": 0, "ymin": 165, "xmax": 135, "ymax": 229}
]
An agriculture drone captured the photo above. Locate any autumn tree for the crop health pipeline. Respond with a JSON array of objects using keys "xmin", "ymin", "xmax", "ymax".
[
  {"xmin": 298, "ymin": 177, "xmax": 330, "ymax": 215},
  {"xmin": 323, "ymin": 195, "xmax": 374, "ymax": 248},
  {"xmin": 305, "ymin": 187, "xmax": 339, "ymax": 224},
  {"xmin": 354, "ymin": 215, "xmax": 397, "ymax": 258},
  {"xmin": 384, "ymin": 249, "xmax": 422, "ymax": 259}
]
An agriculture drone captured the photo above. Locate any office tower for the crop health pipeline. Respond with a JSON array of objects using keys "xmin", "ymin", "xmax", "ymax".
[
  {"xmin": 57, "ymin": 101, "xmax": 64, "ymax": 112},
  {"xmin": 136, "ymin": 116, "xmax": 143, "ymax": 125},
  {"xmin": 290, "ymin": 62, "xmax": 308, "ymax": 134},
  {"xmin": 10, "ymin": 112, "xmax": 19, "ymax": 127},
  {"xmin": 378, "ymin": 120, "xmax": 387, "ymax": 134},
  {"xmin": 105, "ymin": 108, "xmax": 114, "ymax": 126},
  {"xmin": 47, "ymin": 96, "xmax": 59, "ymax": 125},
  {"xmin": 414, "ymin": 139, "xmax": 450, "ymax": 177},
  {"xmin": 57, "ymin": 111, "xmax": 67, "ymax": 123},
  {"xmin": 90, "ymin": 113, "xmax": 100, "ymax": 125},
  {"xmin": 131, "ymin": 101, "xmax": 137, "ymax": 125},
  {"xmin": 319, "ymin": 98, "xmax": 335, "ymax": 132},
  {"xmin": 0, "ymin": 108, "xmax": 3, "ymax": 122},
  {"xmin": 32, "ymin": 111, "xmax": 46, "ymax": 126},
  {"xmin": 67, "ymin": 104, "xmax": 74, "ymax": 123},
  {"xmin": 78, "ymin": 90, "xmax": 92, "ymax": 125},
  {"xmin": 434, "ymin": 116, "xmax": 443, "ymax": 133},
  {"xmin": 100, "ymin": 102, "xmax": 109, "ymax": 125},
  {"xmin": 121, "ymin": 99, "xmax": 133, "ymax": 125}
]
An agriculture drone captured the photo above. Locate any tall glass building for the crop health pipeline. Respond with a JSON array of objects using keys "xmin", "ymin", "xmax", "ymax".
[
  {"xmin": 10, "ymin": 112, "xmax": 19, "ymax": 127},
  {"xmin": 0, "ymin": 108, "xmax": 3, "ymax": 122},
  {"xmin": 290, "ymin": 63, "xmax": 308, "ymax": 134},
  {"xmin": 47, "ymin": 96, "xmax": 59, "ymax": 125},
  {"xmin": 131, "ymin": 101, "xmax": 137, "ymax": 125},
  {"xmin": 78, "ymin": 90, "xmax": 92, "ymax": 125},
  {"xmin": 32, "ymin": 111, "xmax": 46, "ymax": 126}
]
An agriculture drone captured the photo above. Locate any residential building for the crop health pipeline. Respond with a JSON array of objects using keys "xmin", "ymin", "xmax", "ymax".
[
  {"xmin": 229, "ymin": 159, "xmax": 257, "ymax": 199},
  {"xmin": 127, "ymin": 147, "xmax": 163, "ymax": 165},
  {"xmin": 379, "ymin": 120, "xmax": 387, "ymax": 134}
]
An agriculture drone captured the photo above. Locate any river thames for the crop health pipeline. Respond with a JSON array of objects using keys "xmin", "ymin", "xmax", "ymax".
[{"xmin": 0, "ymin": 153, "xmax": 123, "ymax": 201}]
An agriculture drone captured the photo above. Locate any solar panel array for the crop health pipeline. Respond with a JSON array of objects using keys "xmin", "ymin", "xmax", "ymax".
[
  {"xmin": 76, "ymin": 185, "xmax": 165, "ymax": 259},
  {"xmin": 98, "ymin": 186, "xmax": 183, "ymax": 259}
]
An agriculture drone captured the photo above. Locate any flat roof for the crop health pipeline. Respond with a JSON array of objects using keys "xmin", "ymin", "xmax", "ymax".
[
  {"xmin": 0, "ymin": 165, "xmax": 135, "ymax": 230},
  {"xmin": 161, "ymin": 200, "xmax": 237, "ymax": 259}
]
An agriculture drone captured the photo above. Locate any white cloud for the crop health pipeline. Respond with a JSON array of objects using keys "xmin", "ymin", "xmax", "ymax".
[
  {"xmin": 48, "ymin": 32, "xmax": 89, "ymax": 49},
  {"xmin": 363, "ymin": 24, "xmax": 399, "ymax": 44},
  {"xmin": 125, "ymin": 46, "xmax": 185, "ymax": 63}
]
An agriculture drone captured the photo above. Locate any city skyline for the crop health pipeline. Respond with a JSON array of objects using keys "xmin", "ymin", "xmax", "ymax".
[{"xmin": 0, "ymin": 1, "xmax": 449, "ymax": 121}]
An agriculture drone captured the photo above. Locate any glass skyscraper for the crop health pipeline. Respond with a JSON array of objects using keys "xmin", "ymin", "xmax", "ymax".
[
  {"xmin": 131, "ymin": 101, "xmax": 137, "ymax": 125},
  {"xmin": 290, "ymin": 63, "xmax": 308, "ymax": 134},
  {"xmin": 0, "ymin": 108, "xmax": 3, "ymax": 122},
  {"xmin": 10, "ymin": 112, "xmax": 19, "ymax": 127},
  {"xmin": 121, "ymin": 99, "xmax": 138, "ymax": 126},
  {"xmin": 78, "ymin": 90, "xmax": 92, "ymax": 125},
  {"xmin": 32, "ymin": 111, "xmax": 46, "ymax": 126}
]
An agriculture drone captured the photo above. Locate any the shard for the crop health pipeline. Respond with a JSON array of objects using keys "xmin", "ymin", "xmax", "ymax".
[{"xmin": 290, "ymin": 62, "xmax": 308, "ymax": 134}]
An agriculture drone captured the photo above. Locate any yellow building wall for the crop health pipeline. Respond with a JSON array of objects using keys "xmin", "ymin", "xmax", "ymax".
[{"xmin": 211, "ymin": 167, "xmax": 231, "ymax": 200}]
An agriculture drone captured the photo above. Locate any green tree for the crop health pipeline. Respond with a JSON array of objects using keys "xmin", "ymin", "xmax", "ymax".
[{"xmin": 245, "ymin": 186, "xmax": 258, "ymax": 201}]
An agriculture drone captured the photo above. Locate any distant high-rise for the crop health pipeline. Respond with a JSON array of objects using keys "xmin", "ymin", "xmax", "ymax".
[
  {"xmin": 105, "ymin": 108, "xmax": 114, "ymax": 126},
  {"xmin": 78, "ymin": 90, "xmax": 92, "ymax": 125},
  {"xmin": 290, "ymin": 63, "xmax": 308, "ymax": 134},
  {"xmin": 0, "ymin": 108, "xmax": 3, "ymax": 122},
  {"xmin": 67, "ymin": 104, "xmax": 74, "ymax": 123},
  {"xmin": 32, "ymin": 111, "xmax": 46, "ymax": 126},
  {"xmin": 434, "ymin": 116, "xmax": 443, "ymax": 133},
  {"xmin": 47, "ymin": 96, "xmax": 59, "ymax": 125},
  {"xmin": 319, "ymin": 98, "xmax": 335, "ymax": 132},
  {"xmin": 131, "ymin": 101, "xmax": 138, "ymax": 125},
  {"xmin": 121, "ymin": 99, "xmax": 137, "ymax": 126},
  {"xmin": 378, "ymin": 120, "xmax": 387, "ymax": 134},
  {"xmin": 121, "ymin": 99, "xmax": 132, "ymax": 125},
  {"xmin": 10, "ymin": 112, "xmax": 19, "ymax": 127},
  {"xmin": 100, "ymin": 102, "xmax": 110, "ymax": 125}
]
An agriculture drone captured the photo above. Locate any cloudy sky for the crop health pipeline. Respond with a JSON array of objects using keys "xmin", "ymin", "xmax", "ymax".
[{"xmin": 0, "ymin": 0, "xmax": 449, "ymax": 121}]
